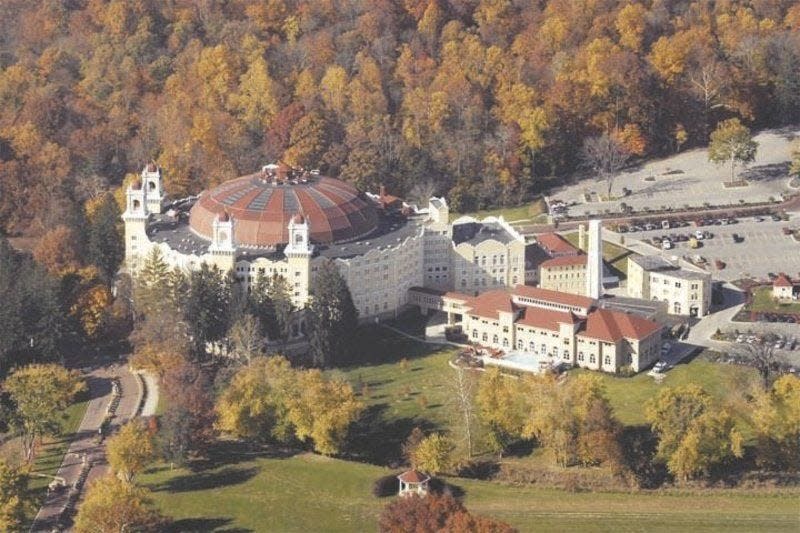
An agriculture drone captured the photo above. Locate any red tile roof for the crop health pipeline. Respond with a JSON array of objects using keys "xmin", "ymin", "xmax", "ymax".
[
  {"xmin": 774, "ymin": 273, "xmax": 794, "ymax": 287},
  {"xmin": 579, "ymin": 308, "xmax": 661, "ymax": 343},
  {"xmin": 536, "ymin": 233, "xmax": 579, "ymax": 255},
  {"xmin": 540, "ymin": 254, "xmax": 588, "ymax": 268},
  {"xmin": 517, "ymin": 307, "xmax": 579, "ymax": 331},
  {"xmin": 513, "ymin": 284, "xmax": 595, "ymax": 309},
  {"xmin": 466, "ymin": 290, "xmax": 517, "ymax": 320},
  {"xmin": 398, "ymin": 470, "xmax": 430, "ymax": 483}
]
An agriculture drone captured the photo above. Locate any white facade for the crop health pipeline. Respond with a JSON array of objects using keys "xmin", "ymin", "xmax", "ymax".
[
  {"xmin": 122, "ymin": 176, "xmax": 529, "ymax": 321},
  {"xmin": 585, "ymin": 219, "xmax": 603, "ymax": 299},
  {"xmin": 627, "ymin": 255, "xmax": 712, "ymax": 317}
]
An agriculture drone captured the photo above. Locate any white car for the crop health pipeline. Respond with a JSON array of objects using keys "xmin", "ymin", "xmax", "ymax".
[
  {"xmin": 653, "ymin": 360, "xmax": 669, "ymax": 373},
  {"xmin": 694, "ymin": 230, "xmax": 705, "ymax": 240},
  {"xmin": 662, "ymin": 240, "xmax": 673, "ymax": 250}
]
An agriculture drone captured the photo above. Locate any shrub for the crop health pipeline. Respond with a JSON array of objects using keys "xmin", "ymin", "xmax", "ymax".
[{"xmin": 372, "ymin": 474, "xmax": 399, "ymax": 498}]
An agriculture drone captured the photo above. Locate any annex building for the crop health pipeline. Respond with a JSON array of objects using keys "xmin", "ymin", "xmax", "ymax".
[
  {"xmin": 626, "ymin": 255, "xmax": 712, "ymax": 317},
  {"xmin": 413, "ymin": 284, "xmax": 662, "ymax": 373},
  {"xmin": 122, "ymin": 163, "xmax": 538, "ymax": 320}
]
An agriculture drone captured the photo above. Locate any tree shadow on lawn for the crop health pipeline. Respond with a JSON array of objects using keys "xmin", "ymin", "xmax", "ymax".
[
  {"xmin": 341, "ymin": 325, "xmax": 446, "ymax": 368},
  {"xmin": 619, "ymin": 425, "xmax": 669, "ymax": 489},
  {"xmin": 168, "ymin": 517, "xmax": 253, "ymax": 533},
  {"xmin": 345, "ymin": 403, "xmax": 437, "ymax": 466},
  {"xmin": 150, "ymin": 465, "xmax": 260, "ymax": 493},
  {"xmin": 187, "ymin": 440, "xmax": 299, "ymax": 473}
]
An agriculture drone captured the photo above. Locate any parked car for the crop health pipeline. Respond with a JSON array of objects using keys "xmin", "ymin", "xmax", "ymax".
[
  {"xmin": 694, "ymin": 230, "xmax": 705, "ymax": 240},
  {"xmin": 754, "ymin": 216, "xmax": 764, "ymax": 222},
  {"xmin": 644, "ymin": 223, "xmax": 657, "ymax": 231},
  {"xmin": 662, "ymin": 239, "xmax": 673, "ymax": 250},
  {"xmin": 772, "ymin": 213, "xmax": 782, "ymax": 221},
  {"xmin": 689, "ymin": 237, "xmax": 700, "ymax": 249},
  {"xmin": 732, "ymin": 233, "xmax": 743, "ymax": 243},
  {"xmin": 653, "ymin": 360, "xmax": 669, "ymax": 373},
  {"xmin": 661, "ymin": 220, "xmax": 670, "ymax": 229}
]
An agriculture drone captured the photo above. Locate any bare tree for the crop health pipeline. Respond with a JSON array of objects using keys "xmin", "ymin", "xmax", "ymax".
[
  {"xmin": 580, "ymin": 133, "xmax": 631, "ymax": 199},
  {"xmin": 734, "ymin": 340, "xmax": 786, "ymax": 390},
  {"xmin": 228, "ymin": 313, "xmax": 264, "ymax": 366},
  {"xmin": 450, "ymin": 366, "xmax": 477, "ymax": 459},
  {"xmin": 408, "ymin": 178, "xmax": 437, "ymax": 208}
]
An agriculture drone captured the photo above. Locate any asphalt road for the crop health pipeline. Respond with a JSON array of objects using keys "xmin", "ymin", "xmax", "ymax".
[{"xmin": 30, "ymin": 363, "xmax": 142, "ymax": 532}]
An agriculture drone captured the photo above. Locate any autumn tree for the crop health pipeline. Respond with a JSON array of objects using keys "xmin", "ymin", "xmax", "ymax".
[
  {"xmin": 450, "ymin": 366, "xmax": 477, "ymax": 458},
  {"xmin": 4, "ymin": 364, "xmax": 85, "ymax": 462},
  {"xmin": 645, "ymin": 385, "xmax": 743, "ymax": 481},
  {"xmin": 476, "ymin": 367, "xmax": 526, "ymax": 454},
  {"xmin": 288, "ymin": 369, "xmax": 363, "ymax": 456},
  {"xmin": 159, "ymin": 359, "xmax": 216, "ymax": 462},
  {"xmin": 751, "ymin": 375, "xmax": 800, "ymax": 470},
  {"xmin": 74, "ymin": 474, "xmax": 168, "ymax": 533},
  {"xmin": 32, "ymin": 225, "xmax": 83, "ymax": 276},
  {"xmin": 410, "ymin": 433, "xmax": 454, "ymax": 475},
  {"xmin": 708, "ymin": 118, "xmax": 758, "ymax": 185},
  {"xmin": 0, "ymin": 459, "xmax": 30, "ymax": 531},
  {"xmin": 215, "ymin": 356, "xmax": 296, "ymax": 443},
  {"xmin": 379, "ymin": 493, "xmax": 462, "ymax": 533},
  {"xmin": 107, "ymin": 420, "xmax": 155, "ymax": 483},
  {"xmin": 522, "ymin": 374, "xmax": 620, "ymax": 468}
]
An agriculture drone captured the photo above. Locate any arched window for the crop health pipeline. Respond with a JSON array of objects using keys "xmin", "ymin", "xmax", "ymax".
[
  {"xmin": 133, "ymin": 199, "xmax": 141, "ymax": 210},
  {"xmin": 529, "ymin": 341, "xmax": 535, "ymax": 352},
  {"xmin": 503, "ymin": 338, "xmax": 509, "ymax": 347},
  {"xmin": 492, "ymin": 335, "xmax": 499, "ymax": 344},
  {"xmin": 604, "ymin": 355, "xmax": 611, "ymax": 365},
  {"xmin": 578, "ymin": 352, "xmax": 584, "ymax": 361},
  {"xmin": 482, "ymin": 332, "xmax": 488, "ymax": 342},
  {"xmin": 472, "ymin": 329, "xmax": 478, "ymax": 339},
  {"xmin": 517, "ymin": 339, "xmax": 524, "ymax": 349}
]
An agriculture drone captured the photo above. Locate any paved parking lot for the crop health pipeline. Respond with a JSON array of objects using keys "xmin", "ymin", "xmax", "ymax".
[
  {"xmin": 619, "ymin": 215, "xmax": 800, "ymax": 282},
  {"xmin": 549, "ymin": 127, "xmax": 799, "ymax": 217}
]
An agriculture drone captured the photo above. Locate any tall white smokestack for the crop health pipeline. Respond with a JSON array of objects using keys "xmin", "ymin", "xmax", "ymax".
[{"xmin": 586, "ymin": 219, "xmax": 603, "ymax": 299}]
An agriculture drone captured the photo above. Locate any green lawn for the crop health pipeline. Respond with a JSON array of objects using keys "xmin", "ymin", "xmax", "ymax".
[
  {"xmin": 563, "ymin": 231, "xmax": 634, "ymax": 277},
  {"xmin": 571, "ymin": 357, "xmax": 759, "ymax": 427},
  {"xmin": 140, "ymin": 451, "xmax": 800, "ymax": 533},
  {"xmin": 749, "ymin": 286, "xmax": 800, "ymax": 313},
  {"xmin": 29, "ymin": 398, "xmax": 90, "ymax": 492},
  {"xmin": 451, "ymin": 198, "xmax": 547, "ymax": 223},
  {"xmin": 329, "ymin": 326, "xmax": 462, "ymax": 462}
]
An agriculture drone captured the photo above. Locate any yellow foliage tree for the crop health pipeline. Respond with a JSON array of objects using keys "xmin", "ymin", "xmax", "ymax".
[
  {"xmin": 74, "ymin": 474, "xmax": 166, "ymax": 533},
  {"xmin": 106, "ymin": 420, "xmax": 155, "ymax": 483}
]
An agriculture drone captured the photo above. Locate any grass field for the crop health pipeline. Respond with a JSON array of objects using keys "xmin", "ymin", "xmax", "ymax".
[
  {"xmin": 571, "ymin": 357, "xmax": 760, "ymax": 427},
  {"xmin": 451, "ymin": 198, "xmax": 547, "ymax": 223},
  {"xmin": 749, "ymin": 286, "xmax": 800, "ymax": 313},
  {"xmin": 563, "ymin": 231, "xmax": 634, "ymax": 277},
  {"xmin": 139, "ymin": 334, "xmax": 800, "ymax": 532},
  {"xmin": 329, "ymin": 326, "xmax": 462, "ymax": 462},
  {"xmin": 29, "ymin": 398, "xmax": 90, "ymax": 493},
  {"xmin": 140, "ymin": 451, "xmax": 800, "ymax": 533}
]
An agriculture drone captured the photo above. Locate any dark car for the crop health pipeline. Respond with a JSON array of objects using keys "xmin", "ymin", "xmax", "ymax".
[
  {"xmin": 772, "ymin": 214, "xmax": 782, "ymax": 221},
  {"xmin": 732, "ymin": 233, "xmax": 743, "ymax": 243}
]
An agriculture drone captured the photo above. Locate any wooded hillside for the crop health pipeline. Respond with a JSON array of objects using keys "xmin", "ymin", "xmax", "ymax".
[{"xmin": 0, "ymin": 0, "xmax": 798, "ymax": 234}]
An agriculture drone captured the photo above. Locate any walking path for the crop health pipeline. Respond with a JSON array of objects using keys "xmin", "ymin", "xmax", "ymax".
[{"xmin": 30, "ymin": 362, "xmax": 144, "ymax": 532}]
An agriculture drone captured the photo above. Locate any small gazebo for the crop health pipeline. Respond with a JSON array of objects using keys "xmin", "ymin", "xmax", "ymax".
[{"xmin": 397, "ymin": 469, "xmax": 431, "ymax": 497}]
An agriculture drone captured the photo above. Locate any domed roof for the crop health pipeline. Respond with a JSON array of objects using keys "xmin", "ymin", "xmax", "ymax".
[{"xmin": 189, "ymin": 172, "xmax": 379, "ymax": 247}]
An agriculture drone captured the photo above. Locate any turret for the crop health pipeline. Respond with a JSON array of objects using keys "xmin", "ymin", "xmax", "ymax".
[
  {"xmin": 141, "ymin": 161, "xmax": 164, "ymax": 214},
  {"xmin": 122, "ymin": 178, "xmax": 149, "ymax": 272},
  {"xmin": 284, "ymin": 213, "xmax": 313, "ymax": 307},
  {"xmin": 207, "ymin": 211, "xmax": 236, "ymax": 271}
]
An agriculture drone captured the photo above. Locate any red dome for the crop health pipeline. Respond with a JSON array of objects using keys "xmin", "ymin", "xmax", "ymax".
[{"xmin": 189, "ymin": 173, "xmax": 378, "ymax": 247}]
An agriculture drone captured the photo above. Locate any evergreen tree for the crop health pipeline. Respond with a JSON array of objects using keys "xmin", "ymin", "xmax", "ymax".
[
  {"xmin": 86, "ymin": 193, "xmax": 124, "ymax": 281},
  {"xmin": 269, "ymin": 274, "xmax": 294, "ymax": 346},
  {"xmin": 248, "ymin": 275, "xmax": 277, "ymax": 340},
  {"xmin": 307, "ymin": 261, "xmax": 358, "ymax": 367},
  {"xmin": 182, "ymin": 264, "xmax": 231, "ymax": 359}
]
